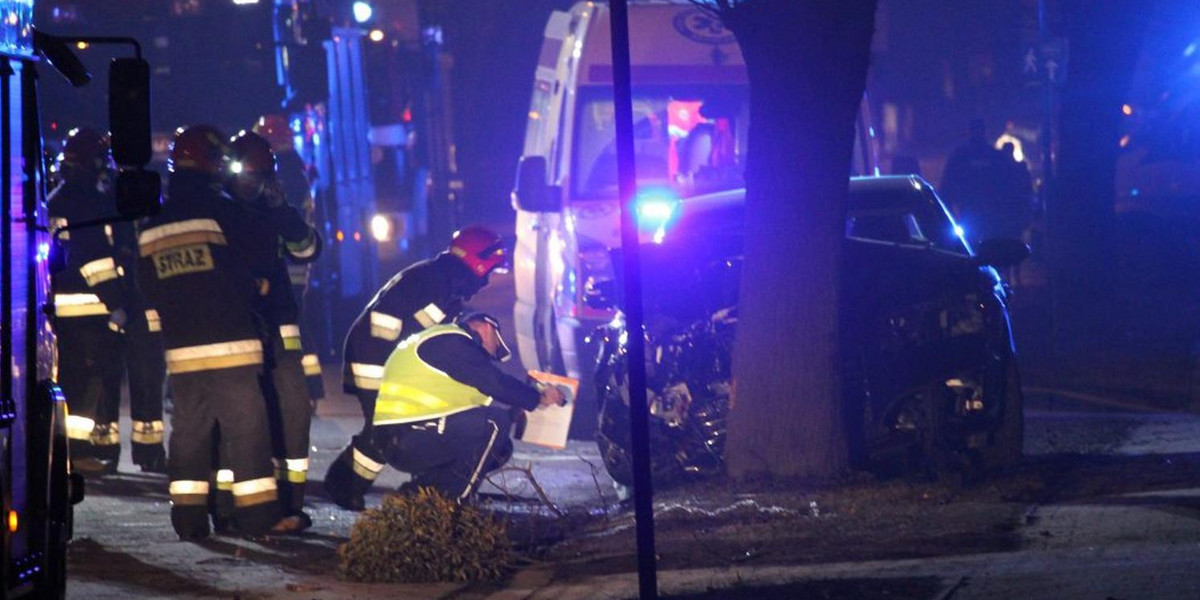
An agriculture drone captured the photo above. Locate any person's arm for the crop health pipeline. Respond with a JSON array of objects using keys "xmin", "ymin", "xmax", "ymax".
[{"xmin": 417, "ymin": 333, "xmax": 541, "ymax": 412}]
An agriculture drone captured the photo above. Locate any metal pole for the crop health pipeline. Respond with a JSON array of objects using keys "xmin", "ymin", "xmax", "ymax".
[
  {"xmin": 608, "ymin": 1, "xmax": 657, "ymax": 598},
  {"xmin": 1038, "ymin": 0, "xmax": 1060, "ymax": 356}
]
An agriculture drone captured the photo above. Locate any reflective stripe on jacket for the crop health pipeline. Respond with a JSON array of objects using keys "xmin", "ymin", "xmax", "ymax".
[{"xmin": 372, "ymin": 324, "xmax": 492, "ymax": 426}]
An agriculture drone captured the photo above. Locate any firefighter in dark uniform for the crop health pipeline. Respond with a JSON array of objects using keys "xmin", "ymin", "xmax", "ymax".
[
  {"xmin": 323, "ymin": 226, "xmax": 509, "ymax": 510},
  {"xmin": 229, "ymin": 131, "xmax": 322, "ymax": 524},
  {"xmin": 372, "ymin": 313, "xmax": 564, "ymax": 500},
  {"xmin": 49, "ymin": 128, "xmax": 127, "ymax": 474},
  {"xmin": 253, "ymin": 115, "xmax": 325, "ymax": 408},
  {"xmin": 111, "ymin": 204, "xmax": 169, "ymax": 473},
  {"xmin": 138, "ymin": 125, "xmax": 290, "ymax": 539}
]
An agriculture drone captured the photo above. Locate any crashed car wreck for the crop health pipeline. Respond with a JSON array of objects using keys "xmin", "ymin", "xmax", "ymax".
[{"xmin": 589, "ymin": 175, "xmax": 1028, "ymax": 486}]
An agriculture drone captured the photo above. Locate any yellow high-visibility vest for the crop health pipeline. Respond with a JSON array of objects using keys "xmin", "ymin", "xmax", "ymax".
[{"xmin": 372, "ymin": 324, "xmax": 491, "ymax": 426}]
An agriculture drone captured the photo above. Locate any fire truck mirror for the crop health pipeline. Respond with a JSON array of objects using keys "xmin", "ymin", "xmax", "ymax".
[
  {"xmin": 109, "ymin": 58, "xmax": 152, "ymax": 167},
  {"xmin": 115, "ymin": 168, "xmax": 162, "ymax": 218}
]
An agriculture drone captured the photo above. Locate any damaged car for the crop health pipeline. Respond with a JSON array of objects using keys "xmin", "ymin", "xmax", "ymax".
[{"xmin": 589, "ymin": 176, "xmax": 1028, "ymax": 486}]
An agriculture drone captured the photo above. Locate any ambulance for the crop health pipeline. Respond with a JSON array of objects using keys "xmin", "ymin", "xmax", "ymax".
[{"xmin": 510, "ymin": 1, "xmax": 879, "ymax": 435}]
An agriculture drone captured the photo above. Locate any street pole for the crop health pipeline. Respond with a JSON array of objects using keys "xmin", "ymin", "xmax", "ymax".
[
  {"xmin": 608, "ymin": 1, "xmax": 658, "ymax": 599},
  {"xmin": 1038, "ymin": 0, "xmax": 1062, "ymax": 358}
]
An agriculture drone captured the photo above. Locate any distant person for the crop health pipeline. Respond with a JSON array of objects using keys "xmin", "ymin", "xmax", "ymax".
[
  {"xmin": 941, "ymin": 119, "xmax": 1009, "ymax": 243},
  {"xmin": 997, "ymin": 141, "xmax": 1034, "ymax": 240},
  {"xmin": 48, "ymin": 128, "xmax": 127, "ymax": 475},
  {"xmin": 323, "ymin": 227, "xmax": 510, "ymax": 511}
]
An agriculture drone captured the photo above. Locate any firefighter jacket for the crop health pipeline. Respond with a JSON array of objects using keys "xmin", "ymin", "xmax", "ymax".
[
  {"xmin": 373, "ymin": 323, "xmax": 540, "ymax": 426},
  {"xmin": 342, "ymin": 253, "xmax": 483, "ymax": 394},
  {"xmin": 48, "ymin": 180, "xmax": 127, "ymax": 322},
  {"xmin": 243, "ymin": 199, "xmax": 322, "ymax": 349},
  {"xmin": 137, "ymin": 173, "xmax": 279, "ymax": 375},
  {"xmin": 277, "ymin": 150, "xmax": 317, "ymax": 291}
]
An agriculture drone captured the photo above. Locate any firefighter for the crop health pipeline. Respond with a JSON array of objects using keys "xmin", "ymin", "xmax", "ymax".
[
  {"xmin": 48, "ymin": 128, "xmax": 127, "ymax": 474},
  {"xmin": 253, "ymin": 115, "xmax": 325, "ymax": 408},
  {"xmin": 323, "ymin": 226, "xmax": 509, "ymax": 510},
  {"xmin": 109, "ymin": 200, "xmax": 169, "ymax": 473},
  {"xmin": 137, "ymin": 125, "xmax": 293, "ymax": 539},
  {"xmin": 372, "ymin": 313, "xmax": 564, "ymax": 500},
  {"xmin": 229, "ymin": 131, "xmax": 322, "ymax": 525}
]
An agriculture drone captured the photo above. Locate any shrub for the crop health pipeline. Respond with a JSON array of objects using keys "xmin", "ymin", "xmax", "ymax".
[{"xmin": 337, "ymin": 488, "xmax": 514, "ymax": 583}]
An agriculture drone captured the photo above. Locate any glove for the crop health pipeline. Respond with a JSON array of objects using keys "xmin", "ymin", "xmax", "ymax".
[
  {"xmin": 108, "ymin": 308, "xmax": 127, "ymax": 334},
  {"xmin": 262, "ymin": 179, "xmax": 288, "ymax": 209},
  {"xmin": 269, "ymin": 204, "xmax": 312, "ymax": 243}
]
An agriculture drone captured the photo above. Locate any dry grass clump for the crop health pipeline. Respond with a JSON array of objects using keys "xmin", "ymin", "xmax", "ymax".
[{"xmin": 337, "ymin": 488, "xmax": 514, "ymax": 583}]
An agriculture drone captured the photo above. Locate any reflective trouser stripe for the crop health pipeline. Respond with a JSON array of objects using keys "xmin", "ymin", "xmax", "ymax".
[
  {"xmin": 54, "ymin": 293, "xmax": 109, "ymax": 317},
  {"xmin": 169, "ymin": 480, "xmax": 210, "ymax": 506},
  {"xmin": 138, "ymin": 218, "xmax": 226, "ymax": 256},
  {"xmin": 131, "ymin": 420, "xmax": 165, "ymax": 444},
  {"xmin": 274, "ymin": 458, "xmax": 310, "ymax": 483},
  {"xmin": 216, "ymin": 469, "xmax": 234, "ymax": 491},
  {"xmin": 232, "ymin": 477, "xmax": 277, "ymax": 508},
  {"xmin": 288, "ymin": 264, "xmax": 310, "ymax": 286},
  {"xmin": 279, "ymin": 324, "xmax": 302, "ymax": 351},
  {"xmin": 413, "ymin": 303, "xmax": 447, "ymax": 329},
  {"xmin": 66, "ymin": 415, "xmax": 95, "ymax": 441},
  {"xmin": 80, "ymin": 257, "xmax": 122, "ymax": 286},
  {"xmin": 166, "ymin": 339, "xmax": 264, "ymax": 373},
  {"xmin": 369, "ymin": 311, "xmax": 403, "ymax": 341},
  {"xmin": 92, "ymin": 422, "xmax": 120, "ymax": 446},
  {"xmin": 352, "ymin": 447, "xmax": 385, "ymax": 481},
  {"xmin": 145, "ymin": 309, "xmax": 161, "ymax": 332},
  {"xmin": 302, "ymin": 354, "xmax": 321, "ymax": 376},
  {"xmin": 349, "ymin": 362, "xmax": 384, "ymax": 391}
]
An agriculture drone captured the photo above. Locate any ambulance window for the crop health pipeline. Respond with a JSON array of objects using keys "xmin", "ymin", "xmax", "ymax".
[{"xmin": 573, "ymin": 85, "xmax": 747, "ymax": 200}]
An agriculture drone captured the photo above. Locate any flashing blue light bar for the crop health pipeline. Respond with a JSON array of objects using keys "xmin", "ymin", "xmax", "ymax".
[{"xmin": 634, "ymin": 189, "xmax": 680, "ymax": 244}]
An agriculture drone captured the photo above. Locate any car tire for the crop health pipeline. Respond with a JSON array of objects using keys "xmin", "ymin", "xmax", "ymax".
[{"xmin": 982, "ymin": 360, "xmax": 1024, "ymax": 471}]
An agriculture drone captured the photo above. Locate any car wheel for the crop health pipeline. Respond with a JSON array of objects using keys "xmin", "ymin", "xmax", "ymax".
[{"xmin": 982, "ymin": 360, "xmax": 1024, "ymax": 471}]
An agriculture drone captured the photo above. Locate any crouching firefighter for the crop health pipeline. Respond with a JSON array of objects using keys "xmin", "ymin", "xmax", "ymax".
[
  {"xmin": 137, "ymin": 125, "xmax": 292, "ymax": 539},
  {"xmin": 371, "ymin": 313, "xmax": 564, "ymax": 500},
  {"xmin": 48, "ymin": 128, "xmax": 127, "ymax": 474},
  {"xmin": 323, "ymin": 226, "xmax": 509, "ymax": 510},
  {"xmin": 230, "ymin": 131, "xmax": 322, "ymax": 526}
]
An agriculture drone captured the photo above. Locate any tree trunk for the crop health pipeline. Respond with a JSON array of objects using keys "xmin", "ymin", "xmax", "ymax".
[
  {"xmin": 717, "ymin": 0, "xmax": 878, "ymax": 481},
  {"xmin": 1052, "ymin": 0, "xmax": 1150, "ymax": 355}
]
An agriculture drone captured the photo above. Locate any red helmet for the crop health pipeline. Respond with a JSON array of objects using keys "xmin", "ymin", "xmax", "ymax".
[
  {"xmin": 169, "ymin": 125, "xmax": 231, "ymax": 175},
  {"xmin": 252, "ymin": 114, "xmax": 293, "ymax": 153},
  {"xmin": 230, "ymin": 131, "xmax": 277, "ymax": 177},
  {"xmin": 61, "ymin": 127, "xmax": 111, "ymax": 174},
  {"xmin": 448, "ymin": 226, "xmax": 509, "ymax": 278}
]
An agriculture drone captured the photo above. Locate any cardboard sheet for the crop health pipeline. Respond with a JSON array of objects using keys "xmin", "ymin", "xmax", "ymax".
[{"xmin": 518, "ymin": 371, "xmax": 579, "ymax": 450}]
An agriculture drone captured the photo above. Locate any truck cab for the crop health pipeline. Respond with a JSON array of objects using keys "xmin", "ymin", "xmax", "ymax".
[{"xmin": 511, "ymin": 1, "xmax": 878, "ymax": 436}]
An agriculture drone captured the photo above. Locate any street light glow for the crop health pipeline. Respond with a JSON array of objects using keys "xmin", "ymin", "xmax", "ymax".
[
  {"xmin": 369, "ymin": 29, "xmax": 385, "ymax": 42},
  {"xmin": 370, "ymin": 214, "xmax": 391, "ymax": 242},
  {"xmin": 352, "ymin": 1, "xmax": 373, "ymax": 23}
]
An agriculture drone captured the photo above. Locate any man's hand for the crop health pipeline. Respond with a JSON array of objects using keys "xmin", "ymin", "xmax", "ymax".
[
  {"xmin": 262, "ymin": 179, "xmax": 288, "ymax": 209},
  {"xmin": 537, "ymin": 384, "xmax": 566, "ymax": 408},
  {"xmin": 108, "ymin": 308, "xmax": 127, "ymax": 334}
]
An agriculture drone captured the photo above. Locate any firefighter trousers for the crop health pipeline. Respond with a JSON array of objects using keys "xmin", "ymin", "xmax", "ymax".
[
  {"xmin": 125, "ymin": 310, "xmax": 167, "ymax": 468},
  {"xmin": 377, "ymin": 407, "xmax": 514, "ymax": 502},
  {"xmin": 262, "ymin": 333, "xmax": 312, "ymax": 515},
  {"xmin": 56, "ymin": 316, "xmax": 123, "ymax": 464},
  {"xmin": 322, "ymin": 390, "xmax": 385, "ymax": 509},
  {"xmin": 167, "ymin": 365, "xmax": 281, "ymax": 540}
]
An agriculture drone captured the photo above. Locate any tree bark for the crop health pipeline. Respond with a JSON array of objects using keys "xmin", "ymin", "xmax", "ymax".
[
  {"xmin": 714, "ymin": 0, "xmax": 878, "ymax": 481},
  {"xmin": 1052, "ymin": 0, "xmax": 1150, "ymax": 355}
]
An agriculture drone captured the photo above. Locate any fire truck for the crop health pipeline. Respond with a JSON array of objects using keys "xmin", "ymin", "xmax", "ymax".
[{"xmin": 1, "ymin": 2, "xmax": 158, "ymax": 596}]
